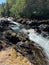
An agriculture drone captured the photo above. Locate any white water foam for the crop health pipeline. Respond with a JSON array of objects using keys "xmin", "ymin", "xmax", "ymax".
[{"xmin": 28, "ymin": 29, "xmax": 49, "ymax": 59}]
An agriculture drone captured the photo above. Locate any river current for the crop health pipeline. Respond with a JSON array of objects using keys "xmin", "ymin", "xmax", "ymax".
[{"xmin": 8, "ymin": 18, "xmax": 49, "ymax": 60}]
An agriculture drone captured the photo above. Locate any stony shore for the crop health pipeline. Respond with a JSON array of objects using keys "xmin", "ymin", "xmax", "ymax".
[{"xmin": 0, "ymin": 17, "xmax": 49, "ymax": 65}]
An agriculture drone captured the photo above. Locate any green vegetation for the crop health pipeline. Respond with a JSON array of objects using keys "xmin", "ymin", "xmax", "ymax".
[{"xmin": 0, "ymin": 0, "xmax": 49, "ymax": 19}]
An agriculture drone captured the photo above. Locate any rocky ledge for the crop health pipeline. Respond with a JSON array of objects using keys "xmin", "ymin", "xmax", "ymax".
[
  {"xmin": 16, "ymin": 18, "xmax": 49, "ymax": 38},
  {"xmin": 0, "ymin": 18, "xmax": 49, "ymax": 65}
]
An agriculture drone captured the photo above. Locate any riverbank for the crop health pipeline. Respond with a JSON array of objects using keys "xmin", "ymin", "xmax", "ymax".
[{"xmin": 0, "ymin": 17, "xmax": 49, "ymax": 65}]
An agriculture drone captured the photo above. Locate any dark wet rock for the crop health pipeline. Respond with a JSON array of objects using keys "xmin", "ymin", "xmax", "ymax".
[
  {"xmin": 0, "ymin": 45, "xmax": 3, "ymax": 51},
  {"xmin": 43, "ymin": 26, "xmax": 49, "ymax": 32},
  {"xmin": 36, "ymin": 24, "xmax": 49, "ymax": 37},
  {"xmin": 0, "ymin": 25, "xmax": 8, "ymax": 33},
  {"xmin": 17, "ymin": 18, "xmax": 23, "ymax": 23},
  {"xmin": 0, "ymin": 20, "xmax": 10, "ymax": 26},
  {"xmin": 26, "ymin": 20, "xmax": 32, "ymax": 24},
  {"xmin": 6, "ymin": 35, "xmax": 20, "ymax": 44},
  {"xmin": 35, "ymin": 29, "xmax": 41, "ymax": 34},
  {"xmin": 29, "ymin": 22, "xmax": 39, "ymax": 27},
  {"xmin": 4, "ymin": 31, "xmax": 20, "ymax": 44},
  {"xmin": 16, "ymin": 41, "xmax": 48, "ymax": 65},
  {"xmin": 39, "ymin": 24, "xmax": 49, "ymax": 31},
  {"xmin": 21, "ymin": 19, "xmax": 26, "ymax": 24},
  {"xmin": 0, "ymin": 40, "xmax": 13, "ymax": 51},
  {"xmin": 38, "ymin": 21, "xmax": 49, "ymax": 25}
]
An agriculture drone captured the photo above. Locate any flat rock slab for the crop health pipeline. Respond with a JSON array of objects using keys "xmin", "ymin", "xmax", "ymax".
[{"xmin": 0, "ymin": 47, "xmax": 32, "ymax": 65}]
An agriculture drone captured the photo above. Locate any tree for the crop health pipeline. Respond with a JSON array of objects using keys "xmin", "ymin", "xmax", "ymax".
[
  {"xmin": 0, "ymin": 0, "xmax": 49, "ymax": 19},
  {"xmin": 10, "ymin": 0, "xmax": 26, "ymax": 17},
  {"xmin": 1, "ymin": 3, "xmax": 5, "ymax": 17},
  {"xmin": 5, "ymin": 2, "xmax": 10, "ymax": 16}
]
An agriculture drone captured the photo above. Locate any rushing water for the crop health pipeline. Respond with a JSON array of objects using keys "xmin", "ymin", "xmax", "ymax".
[
  {"xmin": 28, "ymin": 29, "xmax": 49, "ymax": 59},
  {"xmin": 8, "ymin": 18, "xmax": 49, "ymax": 60}
]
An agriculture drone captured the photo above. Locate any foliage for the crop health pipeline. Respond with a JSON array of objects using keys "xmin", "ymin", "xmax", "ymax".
[
  {"xmin": 0, "ymin": 3, "xmax": 5, "ymax": 17},
  {"xmin": 0, "ymin": 0, "xmax": 49, "ymax": 19},
  {"xmin": 10, "ymin": 0, "xmax": 26, "ymax": 17}
]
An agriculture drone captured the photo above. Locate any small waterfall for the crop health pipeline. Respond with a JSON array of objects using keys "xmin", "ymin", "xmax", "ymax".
[{"xmin": 28, "ymin": 29, "xmax": 49, "ymax": 59}]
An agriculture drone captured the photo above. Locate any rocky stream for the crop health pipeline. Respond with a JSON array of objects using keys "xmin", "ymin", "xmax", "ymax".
[{"xmin": 0, "ymin": 17, "xmax": 49, "ymax": 65}]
